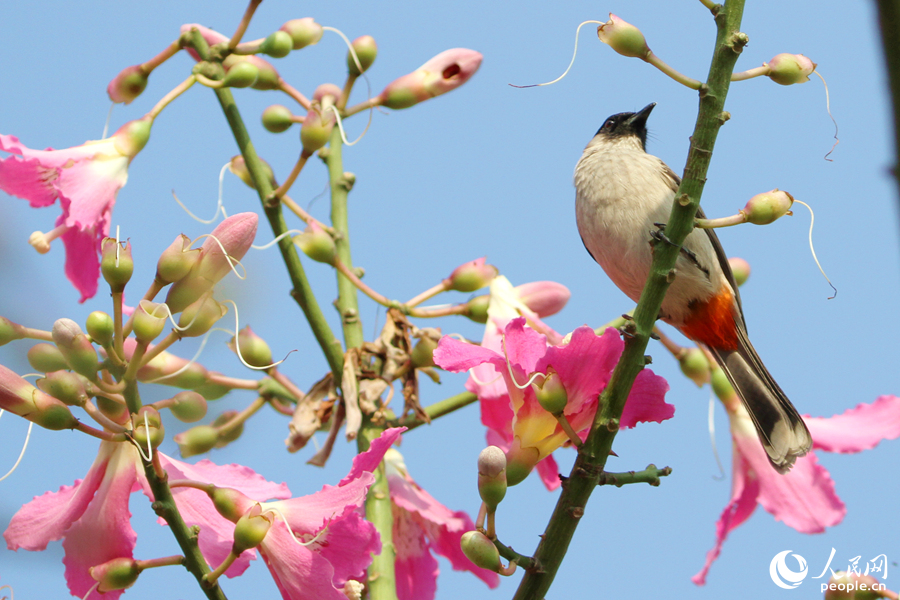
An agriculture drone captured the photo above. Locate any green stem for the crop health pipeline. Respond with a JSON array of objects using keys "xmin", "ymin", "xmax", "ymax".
[
  {"xmin": 512, "ymin": 2, "xmax": 746, "ymax": 598},
  {"xmin": 597, "ymin": 464, "xmax": 673, "ymax": 487},
  {"xmin": 212, "ymin": 86, "xmax": 344, "ymax": 379},
  {"xmin": 394, "ymin": 391, "xmax": 479, "ymax": 430},
  {"xmin": 142, "ymin": 460, "xmax": 229, "ymax": 600},
  {"xmin": 326, "ymin": 127, "xmax": 364, "ymax": 349},
  {"xmin": 358, "ymin": 424, "xmax": 398, "ymax": 600},
  {"xmin": 494, "ymin": 537, "xmax": 538, "ymax": 572}
]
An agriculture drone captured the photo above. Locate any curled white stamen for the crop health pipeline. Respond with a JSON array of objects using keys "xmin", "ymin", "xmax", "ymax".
[
  {"xmin": 252, "ymin": 230, "xmax": 305, "ymax": 251},
  {"xmin": 115, "ymin": 225, "xmax": 121, "ymax": 267},
  {"xmin": 707, "ymin": 391, "xmax": 725, "ymax": 480},
  {"xmin": 329, "ymin": 105, "xmax": 372, "ymax": 147},
  {"xmin": 509, "ymin": 20, "xmax": 603, "ymax": 88},
  {"xmin": 102, "ymin": 103, "xmax": 114, "ymax": 140},
  {"xmin": 268, "ymin": 506, "xmax": 332, "ymax": 546},
  {"xmin": 814, "ymin": 71, "xmax": 839, "ymax": 161},
  {"xmin": 191, "ymin": 233, "xmax": 248, "ymax": 281},
  {"xmin": 221, "ymin": 299, "xmax": 290, "ymax": 370},
  {"xmin": 792, "ymin": 199, "xmax": 836, "ymax": 299},
  {"xmin": 171, "ymin": 184, "xmax": 228, "ymax": 225},
  {"xmin": 81, "ymin": 582, "xmax": 100, "ymax": 600},
  {"xmin": 0, "ymin": 412, "xmax": 33, "ymax": 483},
  {"xmin": 500, "ymin": 334, "xmax": 546, "ymax": 390},
  {"xmin": 147, "ymin": 329, "xmax": 214, "ymax": 383}
]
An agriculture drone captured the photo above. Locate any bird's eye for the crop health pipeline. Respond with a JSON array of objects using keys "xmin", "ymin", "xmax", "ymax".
[{"xmin": 603, "ymin": 118, "xmax": 616, "ymax": 130}]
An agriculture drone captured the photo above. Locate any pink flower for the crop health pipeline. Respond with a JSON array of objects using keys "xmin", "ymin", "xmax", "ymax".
[
  {"xmin": 378, "ymin": 48, "xmax": 482, "ymax": 110},
  {"xmin": 3, "ymin": 441, "xmax": 287, "ymax": 600},
  {"xmin": 434, "ymin": 316, "xmax": 672, "ymax": 488},
  {"xmin": 692, "ymin": 395, "xmax": 900, "ymax": 585},
  {"xmin": 0, "ymin": 118, "xmax": 151, "ymax": 301},
  {"xmin": 383, "ymin": 448, "xmax": 499, "ymax": 600}
]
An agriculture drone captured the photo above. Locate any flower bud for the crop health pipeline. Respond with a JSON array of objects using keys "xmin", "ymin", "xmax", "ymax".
[
  {"xmin": 86, "ymin": 311, "xmax": 115, "ymax": 347},
  {"xmin": 169, "ymin": 390, "xmax": 208, "ymax": 423},
  {"xmin": 165, "ymin": 212, "xmax": 258, "ymax": 314},
  {"xmin": 477, "ymin": 446, "xmax": 507, "ymax": 511},
  {"xmin": 232, "ymin": 504, "xmax": 273, "ymax": 554},
  {"xmin": 823, "ymin": 571, "xmax": 883, "ymax": 600},
  {"xmin": 107, "ymin": 65, "xmax": 149, "ymax": 105},
  {"xmin": 597, "ymin": 14, "xmax": 650, "ymax": 59},
  {"xmin": 293, "ymin": 221, "xmax": 336, "ymax": 264},
  {"xmin": 156, "ymin": 234, "xmax": 201, "ymax": 286},
  {"xmin": 0, "ymin": 316, "xmax": 26, "ymax": 346},
  {"xmin": 27, "ymin": 342, "xmax": 69, "ymax": 372},
  {"xmin": 514, "ymin": 281, "xmax": 571, "ymax": 317},
  {"xmin": 193, "ymin": 380, "xmax": 232, "ymax": 401},
  {"xmin": 347, "ymin": 35, "xmax": 377, "ymax": 76},
  {"xmin": 212, "ymin": 410, "xmax": 243, "ymax": 446},
  {"xmin": 710, "ymin": 367, "xmax": 736, "ymax": 403},
  {"xmin": 728, "ymin": 257, "xmax": 751, "ymax": 287},
  {"xmin": 410, "ymin": 330, "xmax": 441, "ymax": 368},
  {"xmin": 678, "ymin": 347, "xmax": 710, "ymax": 387},
  {"xmin": 52, "ymin": 318, "xmax": 99, "ymax": 380},
  {"xmin": 504, "ymin": 444, "xmax": 540, "ymax": 486},
  {"xmin": 100, "ymin": 238, "xmax": 134, "ymax": 293},
  {"xmin": 765, "ymin": 53, "xmax": 816, "ymax": 85},
  {"xmin": 464, "ymin": 294, "xmax": 490, "ymax": 324},
  {"xmin": 133, "ymin": 406, "xmax": 165, "ymax": 450},
  {"xmin": 97, "ymin": 395, "xmax": 129, "ymax": 424},
  {"xmin": 262, "ymin": 104, "xmax": 295, "ymax": 133},
  {"xmin": 228, "ymin": 326, "xmax": 273, "ymax": 368},
  {"xmin": 460, "ymin": 531, "xmax": 501, "ymax": 572},
  {"xmin": 228, "ymin": 155, "xmax": 278, "ymax": 190},
  {"xmin": 260, "ymin": 30, "xmax": 293, "ymax": 58},
  {"xmin": 378, "ymin": 48, "xmax": 482, "ymax": 109},
  {"xmin": 279, "ymin": 18, "xmax": 323, "ymax": 50},
  {"xmin": 90, "ymin": 557, "xmax": 142, "ymax": 592},
  {"xmin": 301, "ymin": 101, "xmax": 336, "ymax": 154},
  {"xmin": 447, "ymin": 257, "xmax": 498, "ymax": 292},
  {"xmin": 0, "ymin": 364, "xmax": 78, "ymax": 430},
  {"xmin": 532, "ymin": 370, "xmax": 567, "ymax": 413},
  {"xmin": 222, "ymin": 61, "xmax": 259, "ymax": 88},
  {"xmin": 222, "ymin": 55, "xmax": 280, "ymax": 90},
  {"xmin": 741, "ymin": 189, "xmax": 793, "ymax": 225},
  {"xmin": 175, "ymin": 424, "xmax": 219, "ymax": 458},
  {"xmin": 126, "ymin": 338, "xmax": 210, "ymax": 390},
  {"xmin": 112, "ymin": 117, "xmax": 153, "ymax": 159},
  {"xmin": 36, "ymin": 370, "xmax": 90, "ymax": 407},
  {"xmin": 178, "ymin": 292, "xmax": 227, "ymax": 338},
  {"xmin": 133, "ymin": 301, "xmax": 169, "ymax": 345}
]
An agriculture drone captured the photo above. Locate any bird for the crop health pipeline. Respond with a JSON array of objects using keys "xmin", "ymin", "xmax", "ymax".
[{"xmin": 574, "ymin": 102, "xmax": 811, "ymax": 473}]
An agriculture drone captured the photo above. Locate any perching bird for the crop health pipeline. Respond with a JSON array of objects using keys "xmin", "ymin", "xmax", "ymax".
[{"xmin": 574, "ymin": 102, "xmax": 811, "ymax": 473}]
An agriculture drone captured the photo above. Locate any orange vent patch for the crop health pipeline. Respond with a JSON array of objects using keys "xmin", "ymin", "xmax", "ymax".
[{"xmin": 680, "ymin": 289, "xmax": 739, "ymax": 351}]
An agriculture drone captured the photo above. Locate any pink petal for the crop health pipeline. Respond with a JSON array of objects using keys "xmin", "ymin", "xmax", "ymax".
[
  {"xmin": 535, "ymin": 455, "xmax": 562, "ymax": 491},
  {"xmin": 433, "ymin": 336, "xmax": 504, "ymax": 373},
  {"xmin": 0, "ymin": 145, "xmax": 59, "ymax": 207},
  {"xmin": 272, "ymin": 475, "xmax": 375, "ymax": 535},
  {"xmin": 394, "ymin": 518, "xmax": 439, "ymax": 600},
  {"xmin": 481, "ymin": 396, "xmax": 514, "ymax": 444},
  {"xmin": 501, "ymin": 318, "xmax": 549, "ymax": 374},
  {"xmin": 60, "ymin": 218, "xmax": 103, "ymax": 302},
  {"xmin": 620, "ymin": 368, "xmax": 673, "ymax": 428},
  {"xmin": 314, "ymin": 511, "xmax": 380, "ymax": 587},
  {"xmin": 259, "ymin": 525, "xmax": 349, "ymax": 600},
  {"xmin": 61, "ymin": 445, "xmax": 142, "ymax": 600},
  {"xmin": 804, "ymin": 395, "xmax": 900, "ymax": 453},
  {"xmin": 4, "ymin": 443, "xmax": 114, "ymax": 551},
  {"xmin": 340, "ymin": 427, "xmax": 405, "ymax": 485}
]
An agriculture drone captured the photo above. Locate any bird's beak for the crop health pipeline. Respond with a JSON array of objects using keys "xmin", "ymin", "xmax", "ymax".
[{"xmin": 626, "ymin": 102, "xmax": 656, "ymax": 129}]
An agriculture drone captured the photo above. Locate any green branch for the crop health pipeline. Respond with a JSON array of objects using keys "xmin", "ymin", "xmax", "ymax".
[
  {"xmin": 394, "ymin": 391, "xmax": 478, "ymax": 431},
  {"xmin": 512, "ymin": 2, "xmax": 747, "ymax": 598},
  {"xmin": 597, "ymin": 464, "xmax": 673, "ymax": 487},
  {"xmin": 359, "ymin": 424, "xmax": 398, "ymax": 600}
]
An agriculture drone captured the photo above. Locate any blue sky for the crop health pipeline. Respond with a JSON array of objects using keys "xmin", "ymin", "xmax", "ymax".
[{"xmin": 1, "ymin": 1, "xmax": 898, "ymax": 599}]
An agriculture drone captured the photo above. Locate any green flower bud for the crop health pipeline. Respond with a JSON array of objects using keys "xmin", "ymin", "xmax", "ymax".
[
  {"xmin": 0, "ymin": 364, "xmax": 78, "ymax": 430},
  {"xmin": 210, "ymin": 486, "xmax": 248, "ymax": 522},
  {"xmin": 90, "ymin": 557, "xmax": 142, "ymax": 592},
  {"xmin": 448, "ymin": 258, "xmax": 498, "ymax": 292},
  {"xmin": 260, "ymin": 31, "xmax": 293, "ymax": 58},
  {"xmin": 597, "ymin": 14, "xmax": 650, "ymax": 59},
  {"xmin": 279, "ymin": 18, "xmax": 323, "ymax": 50},
  {"xmin": 169, "ymin": 390, "xmax": 208, "ymax": 423},
  {"xmin": 504, "ymin": 445, "xmax": 539, "ymax": 486},
  {"xmin": 178, "ymin": 292, "xmax": 227, "ymax": 338},
  {"xmin": 0, "ymin": 316, "xmax": 26, "ymax": 346},
  {"xmin": 460, "ymin": 531, "xmax": 501, "ymax": 572},
  {"xmin": 300, "ymin": 108, "xmax": 335, "ymax": 154},
  {"xmin": 86, "ymin": 311, "xmax": 115, "ymax": 347},
  {"xmin": 222, "ymin": 61, "xmax": 259, "ymax": 88},
  {"xmin": 132, "ymin": 301, "xmax": 169, "ymax": 345},
  {"xmin": 27, "ymin": 342, "xmax": 69, "ymax": 373},
  {"xmin": 477, "ymin": 446, "xmax": 507, "ymax": 511},
  {"xmin": 212, "ymin": 410, "xmax": 243, "ymax": 446},
  {"xmin": 193, "ymin": 380, "xmax": 231, "ymax": 401},
  {"xmin": 292, "ymin": 222, "xmax": 336, "ymax": 264},
  {"xmin": 174, "ymin": 424, "xmax": 219, "ymax": 458},
  {"xmin": 156, "ymin": 234, "xmax": 201, "ymax": 286},
  {"xmin": 741, "ymin": 189, "xmax": 794, "ymax": 225},
  {"xmin": 710, "ymin": 367, "xmax": 736, "ymax": 402},
  {"xmin": 228, "ymin": 326, "xmax": 273, "ymax": 369},
  {"xmin": 728, "ymin": 257, "xmax": 751, "ymax": 287},
  {"xmin": 97, "ymin": 395, "xmax": 129, "ymax": 424},
  {"xmin": 232, "ymin": 505, "xmax": 273, "ymax": 553},
  {"xmin": 766, "ymin": 53, "xmax": 816, "ymax": 85},
  {"xmin": 262, "ymin": 104, "xmax": 294, "ymax": 133},
  {"xmin": 464, "ymin": 294, "xmax": 490, "ymax": 324},
  {"xmin": 107, "ymin": 65, "xmax": 149, "ymax": 105},
  {"xmin": 679, "ymin": 347, "xmax": 710, "ymax": 387},
  {"xmin": 51, "ymin": 318, "xmax": 99, "ymax": 380},
  {"xmin": 410, "ymin": 332, "xmax": 440, "ymax": 368},
  {"xmin": 347, "ymin": 35, "xmax": 377, "ymax": 76},
  {"xmin": 133, "ymin": 406, "xmax": 165, "ymax": 450},
  {"xmin": 100, "ymin": 238, "xmax": 134, "ymax": 293},
  {"xmin": 532, "ymin": 370, "xmax": 567, "ymax": 413},
  {"xmin": 36, "ymin": 370, "xmax": 89, "ymax": 407}
]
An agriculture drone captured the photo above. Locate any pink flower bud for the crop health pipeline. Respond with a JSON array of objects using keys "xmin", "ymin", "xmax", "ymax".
[
  {"xmin": 378, "ymin": 48, "xmax": 482, "ymax": 110},
  {"xmin": 741, "ymin": 189, "xmax": 794, "ymax": 225},
  {"xmin": 228, "ymin": 325, "xmax": 273, "ymax": 368},
  {"xmin": 27, "ymin": 342, "xmax": 68, "ymax": 372},
  {"xmin": 156, "ymin": 234, "xmax": 201, "ymax": 285},
  {"xmin": 460, "ymin": 531, "xmax": 501, "ymax": 572},
  {"xmin": 169, "ymin": 390, "xmax": 208, "ymax": 423},
  {"xmin": 165, "ymin": 213, "xmax": 258, "ymax": 313},
  {"xmin": 174, "ymin": 424, "xmax": 219, "ymax": 458},
  {"xmin": 597, "ymin": 14, "xmax": 650, "ymax": 59},
  {"xmin": 52, "ymin": 318, "xmax": 99, "ymax": 380},
  {"xmin": 100, "ymin": 238, "xmax": 133, "ymax": 293},
  {"xmin": 532, "ymin": 370, "xmax": 567, "ymax": 413},
  {"xmin": 279, "ymin": 18, "xmax": 323, "ymax": 50},
  {"xmin": 313, "ymin": 83, "xmax": 343, "ymax": 105},
  {"xmin": 107, "ymin": 65, "xmax": 149, "ymax": 105},
  {"xmin": 260, "ymin": 31, "xmax": 293, "ymax": 58},
  {"xmin": 766, "ymin": 53, "xmax": 816, "ymax": 85},
  {"xmin": 112, "ymin": 116, "xmax": 153, "ymax": 159},
  {"xmin": 261, "ymin": 104, "xmax": 295, "ymax": 134},
  {"xmin": 90, "ymin": 557, "xmax": 142, "ymax": 592},
  {"xmin": 86, "ymin": 311, "xmax": 115, "ymax": 347},
  {"xmin": 447, "ymin": 257, "xmax": 498, "ymax": 292},
  {"xmin": 0, "ymin": 363, "xmax": 78, "ymax": 430},
  {"xmin": 347, "ymin": 35, "xmax": 377, "ymax": 76},
  {"xmin": 513, "ymin": 281, "xmax": 571, "ymax": 317},
  {"xmin": 232, "ymin": 504, "xmax": 273, "ymax": 554},
  {"xmin": 728, "ymin": 257, "xmax": 751, "ymax": 287}
]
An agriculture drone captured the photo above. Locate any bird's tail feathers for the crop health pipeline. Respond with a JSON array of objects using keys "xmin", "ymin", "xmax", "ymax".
[{"xmin": 710, "ymin": 329, "xmax": 812, "ymax": 473}]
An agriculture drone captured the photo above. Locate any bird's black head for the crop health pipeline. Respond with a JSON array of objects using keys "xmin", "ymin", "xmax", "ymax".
[{"xmin": 594, "ymin": 102, "xmax": 656, "ymax": 150}]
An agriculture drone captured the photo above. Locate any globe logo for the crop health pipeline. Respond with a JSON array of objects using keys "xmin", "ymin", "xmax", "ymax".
[{"xmin": 769, "ymin": 550, "xmax": 809, "ymax": 589}]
